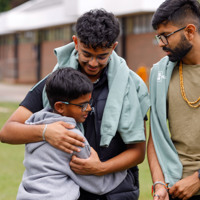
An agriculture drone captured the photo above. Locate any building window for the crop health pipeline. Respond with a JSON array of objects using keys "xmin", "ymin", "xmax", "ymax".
[
  {"xmin": 19, "ymin": 31, "xmax": 36, "ymax": 43},
  {"xmin": 41, "ymin": 25, "xmax": 72, "ymax": 42},
  {"xmin": 126, "ymin": 13, "xmax": 154, "ymax": 35}
]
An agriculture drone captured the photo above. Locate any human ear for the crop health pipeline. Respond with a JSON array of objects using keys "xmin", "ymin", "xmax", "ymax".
[
  {"xmin": 185, "ymin": 24, "xmax": 196, "ymax": 41},
  {"xmin": 54, "ymin": 102, "xmax": 65, "ymax": 115},
  {"xmin": 72, "ymin": 35, "xmax": 78, "ymax": 50},
  {"xmin": 112, "ymin": 41, "xmax": 118, "ymax": 50}
]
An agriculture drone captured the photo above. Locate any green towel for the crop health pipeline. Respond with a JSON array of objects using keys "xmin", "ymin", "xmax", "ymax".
[
  {"xmin": 149, "ymin": 56, "xmax": 182, "ymax": 187},
  {"xmin": 42, "ymin": 42, "xmax": 150, "ymax": 147}
]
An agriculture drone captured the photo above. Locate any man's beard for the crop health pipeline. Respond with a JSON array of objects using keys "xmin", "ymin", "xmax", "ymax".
[{"xmin": 163, "ymin": 34, "xmax": 192, "ymax": 62}]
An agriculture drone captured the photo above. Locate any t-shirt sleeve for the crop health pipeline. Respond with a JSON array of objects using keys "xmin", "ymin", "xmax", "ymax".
[{"xmin": 20, "ymin": 77, "xmax": 47, "ymax": 113}]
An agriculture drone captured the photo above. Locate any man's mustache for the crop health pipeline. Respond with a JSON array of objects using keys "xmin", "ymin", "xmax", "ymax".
[{"xmin": 162, "ymin": 46, "xmax": 174, "ymax": 53}]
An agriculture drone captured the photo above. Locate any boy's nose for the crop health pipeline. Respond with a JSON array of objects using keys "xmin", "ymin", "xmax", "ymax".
[{"xmin": 86, "ymin": 104, "xmax": 92, "ymax": 111}]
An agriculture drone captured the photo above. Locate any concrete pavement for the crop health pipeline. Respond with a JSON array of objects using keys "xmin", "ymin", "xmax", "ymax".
[{"xmin": 0, "ymin": 82, "xmax": 34, "ymax": 102}]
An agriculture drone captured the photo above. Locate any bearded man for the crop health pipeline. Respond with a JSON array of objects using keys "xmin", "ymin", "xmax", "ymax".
[{"xmin": 148, "ymin": 0, "xmax": 200, "ymax": 200}]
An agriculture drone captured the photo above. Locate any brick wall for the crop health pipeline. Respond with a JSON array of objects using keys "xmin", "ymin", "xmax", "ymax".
[
  {"xmin": 41, "ymin": 40, "xmax": 71, "ymax": 78},
  {"xmin": 126, "ymin": 32, "xmax": 165, "ymax": 72}
]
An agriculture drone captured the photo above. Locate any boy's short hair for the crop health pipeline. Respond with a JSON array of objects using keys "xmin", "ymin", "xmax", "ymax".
[
  {"xmin": 76, "ymin": 9, "xmax": 120, "ymax": 49},
  {"xmin": 152, "ymin": 0, "xmax": 200, "ymax": 32},
  {"xmin": 46, "ymin": 67, "xmax": 93, "ymax": 108}
]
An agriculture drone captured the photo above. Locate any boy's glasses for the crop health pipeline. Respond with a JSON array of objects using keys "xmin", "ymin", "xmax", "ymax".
[
  {"xmin": 155, "ymin": 26, "xmax": 186, "ymax": 45},
  {"xmin": 61, "ymin": 99, "xmax": 93, "ymax": 112}
]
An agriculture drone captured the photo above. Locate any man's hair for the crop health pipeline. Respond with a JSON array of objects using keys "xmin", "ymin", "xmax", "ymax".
[
  {"xmin": 75, "ymin": 9, "xmax": 120, "ymax": 49},
  {"xmin": 152, "ymin": 0, "xmax": 200, "ymax": 32},
  {"xmin": 46, "ymin": 68, "xmax": 93, "ymax": 108}
]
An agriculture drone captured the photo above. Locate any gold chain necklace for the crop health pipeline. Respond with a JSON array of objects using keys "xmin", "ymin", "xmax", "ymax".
[{"xmin": 179, "ymin": 61, "xmax": 200, "ymax": 108}]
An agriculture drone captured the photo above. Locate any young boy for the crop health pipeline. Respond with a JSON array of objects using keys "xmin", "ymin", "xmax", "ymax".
[{"xmin": 17, "ymin": 68, "xmax": 127, "ymax": 200}]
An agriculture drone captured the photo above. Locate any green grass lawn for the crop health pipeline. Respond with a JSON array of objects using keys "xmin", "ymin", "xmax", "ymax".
[
  {"xmin": 0, "ymin": 102, "xmax": 25, "ymax": 200},
  {"xmin": 0, "ymin": 102, "xmax": 152, "ymax": 200}
]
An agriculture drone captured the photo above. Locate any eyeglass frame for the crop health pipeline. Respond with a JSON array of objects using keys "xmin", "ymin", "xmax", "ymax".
[
  {"xmin": 78, "ymin": 52, "xmax": 111, "ymax": 65},
  {"xmin": 60, "ymin": 99, "xmax": 93, "ymax": 112},
  {"xmin": 155, "ymin": 26, "xmax": 186, "ymax": 45}
]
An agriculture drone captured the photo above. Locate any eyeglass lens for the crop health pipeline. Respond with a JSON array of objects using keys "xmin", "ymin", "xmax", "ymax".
[
  {"xmin": 155, "ymin": 35, "xmax": 168, "ymax": 45},
  {"xmin": 82, "ymin": 99, "xmax": 93, "ymax": 111}
]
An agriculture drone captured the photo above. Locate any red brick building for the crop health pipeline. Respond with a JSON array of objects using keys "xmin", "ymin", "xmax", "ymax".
[{"xmin": 0, "ymin": 0, "xmax": 165, "ymax": 83}]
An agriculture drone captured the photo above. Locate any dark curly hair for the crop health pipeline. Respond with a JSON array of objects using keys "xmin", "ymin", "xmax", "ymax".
[
  {"xmin": 152, "ymin": 0, "xmax": 200, "ymax": 32},
  {"xmin": 75, "ymin": 9, "xmax": 120, "ymax": 49},
  {"xmin": 46, "ymin": 68, "xmax": 93, "ymax": 109}
]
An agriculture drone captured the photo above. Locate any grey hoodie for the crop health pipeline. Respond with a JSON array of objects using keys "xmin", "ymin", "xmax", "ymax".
[{"xmin": 17, "ymin": 108, "xmax": 127, "ymax": 200}]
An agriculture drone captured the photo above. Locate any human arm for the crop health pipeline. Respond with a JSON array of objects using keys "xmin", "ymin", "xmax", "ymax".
[
  {"xmin": 70, "ymin": 140, "xmax": 145, "ymax": 176},
  {"xmin": 66, "ymin": 128, "xmax": 127, "ymax": 195},
  {"xmin": 169, "ymin": 171, "xmax": 200, "ymax": 200},
  {"xmin": 0, "ymin": 77, "xmax": 85, "ymax": 153},
  {"xmin": 71, "ymin": 156, "xmax": 127, "ymax": 195},
  {"xmin": 0, "ymin": 106, "xmax": 85, "ymax": 153},
  {"xmin": 147, "ymin": 129, "xmax": 169, "ymax": 200},
  {"xmin": 70, "ymin": 120, "xmax": 146, "ymax": 175}
]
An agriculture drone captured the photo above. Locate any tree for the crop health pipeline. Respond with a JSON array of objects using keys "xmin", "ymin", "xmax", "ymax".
[
  {"xmin": 0, "ymin": 0, "xmax": 29, "ymax": 12},
  {"xmin": 0, "ymin": 0, "xmax": 12, "ymax": 12}
]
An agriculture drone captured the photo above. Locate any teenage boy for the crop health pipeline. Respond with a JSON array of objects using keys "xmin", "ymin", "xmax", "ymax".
[
  {"xmin": 17, "ymin": 68, "xmax": 127, "ymax": 200},
  {"xmin": 1, "ymin": 9, "xmax": 150, "ymax": 199}
]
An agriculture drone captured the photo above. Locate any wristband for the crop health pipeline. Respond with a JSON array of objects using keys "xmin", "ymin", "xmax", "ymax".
[
  {"xmin": 152, "ymin": 181, "xmax": 168, "ymax": 196},
  {"xmin": 42, "ymin": 124, "xmax": 48, "ymax": 141}
]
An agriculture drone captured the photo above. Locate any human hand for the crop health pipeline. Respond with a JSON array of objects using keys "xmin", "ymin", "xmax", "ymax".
[
  {"xmin": 44, "ymin": 121, "xmax": 85, "ymax": 154},
  {"xmin": 153, "ymin": 185, "xmax": 169, "ymax": 200},
  {"xmin": 169, "ymin": 172, "xmax": 200, "ymax": 200},
  {"xmin": 70, "ymin": 147, "xmax": 105, "ymax": 175}
]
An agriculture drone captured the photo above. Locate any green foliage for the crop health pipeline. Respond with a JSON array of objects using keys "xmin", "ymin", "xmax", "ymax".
[
  {"xmin": 0, "ymin": 0, "xmax": 29, "ymax": 12},
  {"xmin": 0, "ymin": 0, "xmax": 12, "ymax": 12}
]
